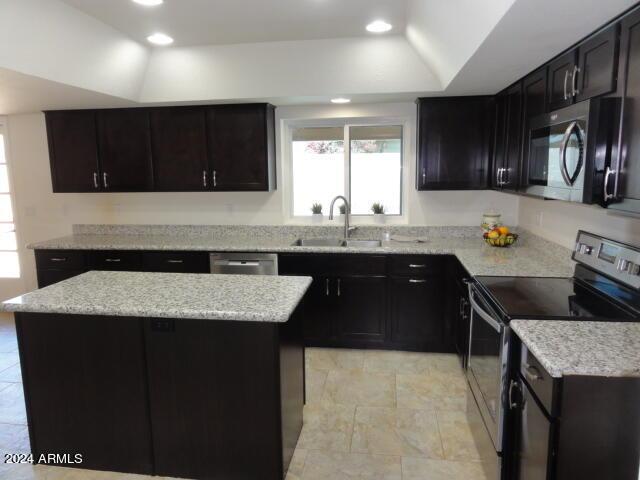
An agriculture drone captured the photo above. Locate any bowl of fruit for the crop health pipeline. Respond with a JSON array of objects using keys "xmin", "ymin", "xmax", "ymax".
[{"xmin": 483, "ymin": 226, "xmax": 518, "ymax": 247}]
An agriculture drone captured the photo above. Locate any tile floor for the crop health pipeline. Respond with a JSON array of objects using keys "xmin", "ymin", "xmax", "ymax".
[{"xmin": 0, "ymin": 312, "xmax": 497, "ymax": 480}]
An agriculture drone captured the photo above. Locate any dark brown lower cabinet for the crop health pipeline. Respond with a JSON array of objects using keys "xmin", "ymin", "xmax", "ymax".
[
  {"xmin": 388, "ymin": 275, "xmax": 448, "ymax": 352},
  {"xmin": 298, "ymin": 275, "xmax": 333, "ymax": 343},
  {"xmin": 36, "ymin": 268, "xmax": 87, "ymax": 288},
  {"xmin": 16, "ymin": 313, "xmax": 154, "ymax": 475}
]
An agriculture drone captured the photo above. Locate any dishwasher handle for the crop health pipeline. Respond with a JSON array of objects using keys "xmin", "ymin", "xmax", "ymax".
[{"xmin": 209, "ymin": 253, "xmax": 278, "ymax": 275}]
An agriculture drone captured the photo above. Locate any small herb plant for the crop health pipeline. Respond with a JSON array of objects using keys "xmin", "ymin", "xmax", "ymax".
[
  {"xmin": 371, "ymin": 202, "xmax": 385, "ymax": 215},
  {"xmin": 311, "ymin": 203, "xmax": 323, "ymax": 214},
  {"xmin": 339, "ymin": 204, "xmax": 346, "ymax": 215}
]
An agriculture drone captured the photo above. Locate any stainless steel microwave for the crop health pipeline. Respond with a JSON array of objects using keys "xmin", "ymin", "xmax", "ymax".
[{"xmin": 522, "ymin": 99, "xmax": 615, "ymax": 204}]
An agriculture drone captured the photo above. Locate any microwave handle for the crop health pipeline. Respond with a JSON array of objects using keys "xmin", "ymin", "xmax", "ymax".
[
  {"xmin": 468, "ymin": 286, "xmax": 503, "ymax": 333},
  {"xmin": 559, "ymin": 121, "xmax": 584, "ymax": 186}
]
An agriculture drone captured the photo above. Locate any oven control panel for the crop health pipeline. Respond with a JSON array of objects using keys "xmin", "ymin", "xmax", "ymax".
[{"xmin": 573, "ymin": 231, "xmax": 640, "ymax": 290}]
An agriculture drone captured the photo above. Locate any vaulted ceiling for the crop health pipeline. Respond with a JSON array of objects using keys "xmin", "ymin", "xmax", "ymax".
[{"xmin": 0, "ymin": 0, "xmax": 636, "ymax": 114}]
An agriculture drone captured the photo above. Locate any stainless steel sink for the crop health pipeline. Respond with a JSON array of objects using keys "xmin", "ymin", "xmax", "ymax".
[
  {"xmin": 292, "ymin": 238, "xmax": 382, "ymax": 248},
  {"xmin": 292, "ymin": 238, "xmax": 344, "ymax": 247},
  {"xmin": 344, "ymin": 239, "xmax": 382, "ymax": 248}
]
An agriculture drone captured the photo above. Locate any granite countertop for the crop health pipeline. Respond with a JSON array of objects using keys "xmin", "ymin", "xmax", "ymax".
[
  {"xmin": 28, "ymin": 230, "xmax": 575, "ymax": 278},
  {"xmin": 1, "ymin": 271, "xmax": 312, "ymax": 323},
  {"xmin": 511, "ymin": 320, "xmax": 640, "ymax": 378}
]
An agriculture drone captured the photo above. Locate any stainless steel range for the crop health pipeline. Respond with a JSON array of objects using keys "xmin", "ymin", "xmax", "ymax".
[{"xmin": 466, "ymin": 231, "xmax": 640, "ymax": 477}]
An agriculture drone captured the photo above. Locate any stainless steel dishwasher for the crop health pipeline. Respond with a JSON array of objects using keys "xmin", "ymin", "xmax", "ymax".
[{"xmin": 209, "ymin": 252, "xmax": 278, "ymax": 275}]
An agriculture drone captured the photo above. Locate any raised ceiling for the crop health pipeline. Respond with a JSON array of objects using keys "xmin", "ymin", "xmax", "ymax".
[{"xmin": 60, "ymin": 0, "xmax": 407, "ymax": 46}]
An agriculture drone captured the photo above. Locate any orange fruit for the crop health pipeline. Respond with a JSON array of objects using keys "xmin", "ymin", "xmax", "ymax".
[{"xmin": 497, "ymin": 226, "xmax": 510, "ymax": 235}]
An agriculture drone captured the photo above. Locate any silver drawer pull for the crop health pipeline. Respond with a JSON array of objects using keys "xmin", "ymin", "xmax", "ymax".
[
  {"xmin": 105, "ymin": 258, "xmax": 122, "ymax": 263},
  {"xmin": 50, "ymin": 257, "xmax": 67, "ymax": 262},
  {"xmin": 409, "ymin": 279, "xmax": 427, "ymax": 283},
  {"xmin": 326, "ymin": 278, "xmax": 330, "ymax": 296},
  {"xmin": 409, "ymin": 264, "xmax": 426, "ymax": 268},
  {"xmin": 166, "ymin": 259, "xmax": 184, "ymax": 264},
  {"xmin": 524, "ymin": 364, "xmax": 542, "ymax": 382}
]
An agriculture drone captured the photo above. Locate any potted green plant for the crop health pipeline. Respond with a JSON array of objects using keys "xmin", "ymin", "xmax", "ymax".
[
  {"xmin": 371, "ymin": 202, "xmax": 385, "ymax": 224},
  {"xmin": 311, "ymin": 203, "xmax": 323, "ymax": 223}
]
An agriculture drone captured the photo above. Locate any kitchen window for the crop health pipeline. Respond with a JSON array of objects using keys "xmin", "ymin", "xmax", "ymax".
[
  {"xmin": 290, "ymin": 124, "xmax": 403, "ymax": 216},
  {"xmin": 0, "ymin": 123, "xmax": 19, "ymax": 278}
]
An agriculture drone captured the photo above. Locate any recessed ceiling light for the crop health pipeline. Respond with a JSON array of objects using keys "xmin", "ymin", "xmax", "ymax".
[
  {"xmin": 147, "ymin": 33, "xmax": 174, "ymax": 46},
  {"xmin": 133, "ymin": 0, "xmax": 163, "ymax": 6},
  {"xmin": 331, "ymin": 98, "xmax": 351, "ymax": 104},
  {"xmin": 366, "ymin": 20, "xmax": 392, "ymax": 33}
]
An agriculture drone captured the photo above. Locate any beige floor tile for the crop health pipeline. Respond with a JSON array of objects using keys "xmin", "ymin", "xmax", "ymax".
[
  {"xmin": 437, "ymin": 410, "xmax": 495, "ymax": 462},
  {"xmin": 396, "ymin": 372, "xmax": 472, "ymax": 411},
  {"xmin": 306, "ymin": 348, "xmax": 364, "ymax": 372},
  {"xmin": 401, "ymin": 457, "xmax": 496, "ymax": 480},
  {"xmin": 297, "ymin": 403, "xmax": 355, "ymax": 453},
  {"xmin": 0, "ymin": 364, "xmax": 22, "ymax": 383},
  {"xmin": 0, "ymin": 335, "xmax": 18, "ymax": 354},
  {"xmin": 0, "ymin": 383, "xmax": 28, "ymax": 425},
  {"xmin": 0, "ymin": 353, "xmax": 19, "ymax": 374},
  {"xmin": 351, "ymin": 407, "xmax": 443, "ymax": 459},
  {"xmin": 364, "ymin": 351, "xmax": 463, "ymax": 377},
  {"xmin": 285, "ymin": 447, "xmax": 307, "ymax": 480},
  {"xmin": 0, "ymin": 423, "xmax": 30, "ymax": 478},
  {"xmin": 305, "ymin": 368, "xmax": 327, "ymax": 405},
  {"xmin": 301, "ymin": 450, "xmax": 401, "ymax": 480},
  {"xmin": 322, "ymin": 370, "xmax": 395, "ymax": 407}
]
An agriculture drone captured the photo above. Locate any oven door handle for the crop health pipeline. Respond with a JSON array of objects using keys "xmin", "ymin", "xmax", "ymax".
[{"xmin": 469, "ymin": 292, "xmax": 503, "ymax": 333}]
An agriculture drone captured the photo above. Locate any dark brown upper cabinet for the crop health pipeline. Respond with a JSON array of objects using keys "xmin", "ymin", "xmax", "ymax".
[
  {"xmin": 149, "ymin": 107, "xmax": 209, "ymax": 192},
  {"xmin": 97, "ymin": 109, "xmax": 154, "ymax": 192},
  {"xmin": 548, "ymin": 50, "xmax": 578, "ymax": 110},
  {"xmin": 206, "ymin": 104, "xmax": 276, "ymax": 191},
  {"xmin": 576, "ymin": 24, "xmax": 619, "ymax": 102},
  {"xmin": 45, "ymin": 110, "xmax": 101, "ymax": 192},
  {"xmin": 492, "ymin": 93, "xmax": 508, "ymax": 190},
  {"xmin": 519, "ymin": 67, "xmax": 548, "ymax": 189},
  {"xmin": 493, "ymin": 82, "xmax": 523, "ymax": 192},
  {"xmin": 416, "ymin": 97, "xmax": 494, "ymax": 190}
]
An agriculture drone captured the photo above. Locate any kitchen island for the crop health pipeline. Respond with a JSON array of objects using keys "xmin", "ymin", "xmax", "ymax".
[{"xmin": 1, "ymin": 271, "xmax": 312, "ymax": 480}]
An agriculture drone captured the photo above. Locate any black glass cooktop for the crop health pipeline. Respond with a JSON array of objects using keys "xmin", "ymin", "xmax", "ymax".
[{"xmin": 475, "ymin": 272, "xmax": 640, "ymax": 321}]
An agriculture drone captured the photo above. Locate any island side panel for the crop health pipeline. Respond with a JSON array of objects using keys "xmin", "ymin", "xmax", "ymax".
[
  {"xmin": 277, "ymin": 303, "xmax": 305, "ymax": 476},
  {"xmin": 14, "ymin": 312, "xmax": 154, "ymax": 475},
  {"xmin": 144, "ymin": 317, "xmax": 286, "ymax": 480}
]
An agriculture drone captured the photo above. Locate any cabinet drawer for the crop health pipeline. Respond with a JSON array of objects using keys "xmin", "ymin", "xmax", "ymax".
[
  {"xmin": 389, "ymin": 255, "xmax": 446, "ymax": 276},
  {"xmin": 36, "ymin": 269, "xmax": 86, "ymax": 288},
  {"xmin": 142, "ymin": 252, "xmax": 209, "ymax": 273},
  {"xmin": 521, "ymin": 347, "xmax": 558, "ymax": 416},
  {"xmin": 88, "ymin": 251, "xmax": 143, "ymax": 271},
  {"xmin": 332, "ymin": 255, "xmax": 386, "ymax": 276},
  {"xmin": 278, "ymin": 254, "xmax": 386, "ymax": 276},
  {"xmin": 35, "ymin": 250, "xmax": 86, "ymax": 270}
]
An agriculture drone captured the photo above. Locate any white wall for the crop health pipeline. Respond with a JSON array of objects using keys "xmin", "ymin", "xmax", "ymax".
[
  {"xmin": 519, "ymin": 196, "xmax": 640, "ymax": 249},
  {"xmin": 3, "ymin": 103, "xmax": 519, "ymax": 298}
]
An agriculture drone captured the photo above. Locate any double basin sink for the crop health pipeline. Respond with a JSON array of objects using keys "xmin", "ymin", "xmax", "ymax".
[{"xmin": 292, "ymin": 238, "xmax": 382, "ymax": 248}]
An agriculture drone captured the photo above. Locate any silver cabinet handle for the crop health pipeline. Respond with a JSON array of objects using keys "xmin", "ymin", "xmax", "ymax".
[
  {"xmin": 572, "ymin": 65, "xmax": 580, "ymax": 96},
  {"xmin": 93, "ymin": 172, "xmax": 99, "ymax": 189},
  {"xmin": 213, "ymin": 170, "xmax": 217, "ymax": 187},
  {"xmin": 50, "ymin": 257, "xmax": 67, "ymax": 262},
  {"xmin": 509, "ymin": 380, "xmax": 520, "ymax": 409},
  {"xmin": 496, "ymin": 167, "xmax": 502, "ymax": 186},
  {"xmin": 105, "ymin": 258, "xmax": 121, "ymax": 263},
  {"xmin": 563, "ymin": 70, "xmax": 569, "ymax": 100},
  {"xmin": 524, "ymin": 364, "xmax": 542, "ymax": 382},
  {"xmin": 409, "ymin": 279, "xmax": 427, "ymax": 283},
  {"xmin": 603, "ymin": 166, "xmax": 616, "ymax": 202},
  {"xmin": 326, "ymin": 278, "xmax": 330, "ymax": 296},
  {"xmin": 166, "ymin": 259, "xmax": 184, "ymax": 264},
  {"xmin": 202, "ymin": 170, "xmax": 207, "ymax": 188},
  {"xmin": 422, "ymin": 167, "xmax": 426, "ymax": 184},
  {"xmin": 103, "ymin": 172, "xmax": 109, "ymax": 189},
  {"xmin": 337, "ymin": 278, "xmax": 341, "ymax": 296},
  {"xmin": 409, "ymin": 264, "xmax": 426, "ymax": 268}
]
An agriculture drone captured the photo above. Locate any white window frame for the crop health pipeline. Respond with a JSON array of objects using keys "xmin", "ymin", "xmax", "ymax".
[
  {"xmin": 0, "ymin": 118, "xmax": 21, "ymax": 279},
  {"xmin": 284, "ymin": 116, "xmax": 411, "ymax": 223}
]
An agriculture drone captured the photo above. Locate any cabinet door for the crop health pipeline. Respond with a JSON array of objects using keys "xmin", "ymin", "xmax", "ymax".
[
  {"xmin": 389, "ymin": 275, "xmax": 447, "ymax": 351},
  {"xmin": 517, "ymin": 381, "xmax": 553, "ymax": 480},
  {"xmin": 333, "ymin": 276, "xmax": 386, "ymax": 345},
  {"xmin": 416, "ymin": 97, "xmax": 494, "ymax": 190},
  {"xmin": 36, "ymin": 268, "xmax": 86, "ymax": 288},
  {"xmin": 299, "ymin": 276, "xmax": 334, "ymax": 345},
  {"xmin": 150, "ymin": 107, "xmax": 210, "ymax": 191},
  {"xmin": 609, "ymin": 8, "xmax": 640, "ymax": 211},
  {"xmin": 520, "ymin": 68, "xmax": 548, "ymax": 189},
  {"xmin": 207, "ymin": 104, "xmax": 276, "ymax": 191},
  {"xmin": 492, "ymin": 93, "xmax": 508, "ymax": 189},
  {"xmin": 17, "ymin": 313, "xmax": 153, "ymax": 474},
  {"xmin": 548, "ymin": 50, "xmax": 578, "ymax": 110},
  {"xmin": 45, "ymin": 111, "xmax": 101, "ymax": 192},
  {"xmin": 576, "ymin": 24, "xmax": 619, "ymax": 102},
  {"xmin": 97, "ymin": 109, "xmax": 153, "ymax": 191},
  {"xmin": 503, "ymin": 82, "xmax": 523, "ymax": 192}
]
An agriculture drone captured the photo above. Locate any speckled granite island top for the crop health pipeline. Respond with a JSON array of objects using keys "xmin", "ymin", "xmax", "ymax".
[
  {"xmin": 1, "ymin": 271, "xmax": 312, "ymax": 323},
  {"xmin": 511, "ymin": 320, "xmax": 640, "ymax": 378}
]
